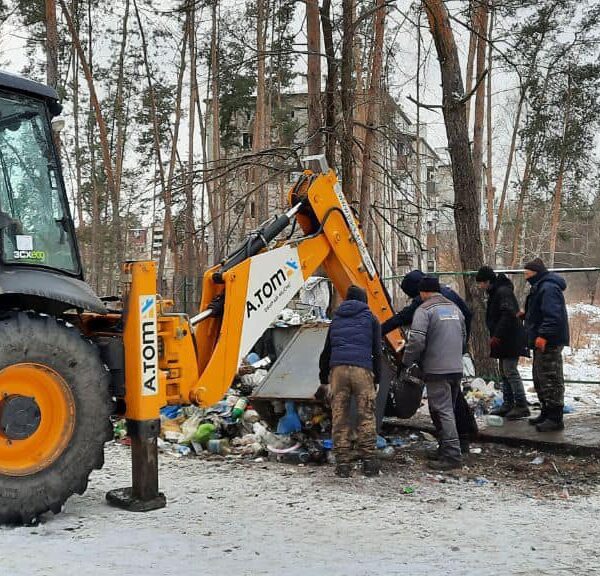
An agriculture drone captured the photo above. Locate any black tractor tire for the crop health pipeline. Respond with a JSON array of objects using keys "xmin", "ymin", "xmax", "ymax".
[{"xmin": 0, "ymin": 312, "xmax": 112, "ymax": 524}]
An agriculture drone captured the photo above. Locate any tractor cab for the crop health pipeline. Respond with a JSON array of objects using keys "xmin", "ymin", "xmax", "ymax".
[{"xmin": 0, "ymin": 71, "xmax": 104, "ymax": 314}]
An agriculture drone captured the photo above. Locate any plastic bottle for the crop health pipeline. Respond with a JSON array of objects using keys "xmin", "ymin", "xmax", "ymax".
[
  {"xmin": 207, "ymin": 438, "xmax": 231, "ymax": 455},
  {"xmin": 485, "ymin": 414, "xmax": 504, "ymax": 427},
  {"xmin": 231, "ymin": 397, "xmax": 248, "ymax": 420},
  {"xmin": 242, "ymin": 409, "xmax": 260, "ymax": 425},
  {"xmin": 113, "ymin": 420, "xmax": 127, "ymax": 440}
]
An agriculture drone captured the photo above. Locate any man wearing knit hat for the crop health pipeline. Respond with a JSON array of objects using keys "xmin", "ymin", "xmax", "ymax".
[
  {"xmin": 382, "ymin": 269, "xmax": 472, "ymax": 339},
  {"xmin": 402, "ymin": 275, "xmax": 467, "ymax": 470},
  {"xmin": 476, "ymin": 266, "xmax": 529, "ymax": 419},
  {"xmin": 319, "ymin": 285, "xmax": 382, "ymax": 477},
  {"xmin": 523, "ymin": 258, "xmax": 569, "ymax": 432},
  {"xmin": 382, "ymin": 269, "xmax": 477, "ymax": 454}
]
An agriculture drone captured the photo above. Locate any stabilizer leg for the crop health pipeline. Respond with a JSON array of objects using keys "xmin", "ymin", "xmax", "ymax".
[
  {"xmin": 106, "ymin": 419, "xmax": 166, "ymax": 511},
  {"xmin": 106, "ymin": 261, "xmax": 167, "ymax": 512}
]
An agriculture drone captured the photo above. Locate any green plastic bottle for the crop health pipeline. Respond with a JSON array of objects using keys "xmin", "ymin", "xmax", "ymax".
[{"xmin": 231, "ymin": 397, "xmax": 248, "ymax": 420}]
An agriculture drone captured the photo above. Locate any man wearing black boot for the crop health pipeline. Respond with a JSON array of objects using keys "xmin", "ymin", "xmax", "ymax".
[
  {"xmin": 319, "ymin": 285, "xmax": 382, "ymax": 477},
  {"xmin": 476, "ymin": 266, "xmax": 530, "ymax": 420},
  {"xmin": 382, "ymin": 269, "xmax": 477, "ymax": 456},
  {"xmin": 523, "ymin": 259, "xmax": 569, "ymax": 432},
  {"xmin": 402, "ymin": 276, "xmax": 467, "ymax": 471}
]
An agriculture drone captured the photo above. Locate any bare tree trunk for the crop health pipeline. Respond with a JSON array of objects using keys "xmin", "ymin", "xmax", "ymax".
[
  {"xmin": 511, "ymin": 147, "xmax": 536, "ymax": 267},
  {"xmin": 45, "ymin": 0, "xmax": 59, "ymax": 87},
  {"xmin": 415, "ymin": 8, "xmax": 423, "ymax": 268},
  {"xmin": 59, "ymin": 0, "xmax": 118, "ymax": 247},
  {"xmin": 192, "ymin": 42, "xmax": 208, "ymax": 268},
  {"xmin": 45, "ymin": 0, "xmax": 61, "ymax": 156},
  {"xmin": 485, "ymin": 6, "xmax": 495, "ymax": 263},
  {"xmin": 464, "ymin": 1, "xmax": 477, "ymax": 126},
  {"xmin": 110, "ymin": 0, "xmax": 130, "ymax": 267},
  {"xmin": 253, "ymin": 0, "xmax": 268, "ymax": 223},
  {"xmin": 321, "ymin": 0, "xmax": 337, "ymax": 169},
  {"xmin": 423, "ymin": 0, "xmax": 493, "ymax": 376},
  {"xmin": 358, "ymin": 0, "xmax": 385, "ymax": 228},
  {"xmin": 548, "ymin": 75, "xmax": 572, "ymax": 267},
  {"xmin": 341, "ymin": 0, "xmax": 355, "ymax": 201},
  {"xmin": 185, "ymin": 3, "xmax": 197, "ymax": 287},
  {"xmin": 306, "ymin": 0, "xmax": 322, "ymax": 155},
  {"xmin": 208, "ymin": 0, "xmax": 222, "ymax": 262},
  {"xmin": 70, "ymin": 0, "xmax": 83, "ymax": 228},
  {"xmin": 353, "ymin": 5, "xmax": 366, "ymax": 197},
  {"xmin": 472, "ymin": 1, "xmax": 488, "ymax": 204},
  {"xmin": 131, "ymin": 0, "xmax": 173, "ymax": 281},
  {"xmin": 495, "ymin": 87, "xmax": 525, "ymax": 241}
]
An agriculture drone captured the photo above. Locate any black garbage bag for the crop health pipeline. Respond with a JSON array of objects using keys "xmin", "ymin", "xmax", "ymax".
[{"xmin": 386, "ymin": 364, "xmax": 425, "ymax": 419}]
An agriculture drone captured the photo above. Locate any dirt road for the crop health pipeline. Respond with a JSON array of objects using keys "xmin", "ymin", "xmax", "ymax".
[{"xmin": 2, "ymin": 442, "xmax": 599, "ymax": 575}]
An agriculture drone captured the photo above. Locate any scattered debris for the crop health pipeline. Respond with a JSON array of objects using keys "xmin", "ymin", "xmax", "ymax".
[{"xmin": 530, "ymin": 455, "xmax": 545, "ymax": 465}]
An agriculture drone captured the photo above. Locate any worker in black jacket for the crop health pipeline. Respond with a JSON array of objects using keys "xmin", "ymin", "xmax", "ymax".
[
  {"xmin": 382, "ymin": 269, "xmax": 477, "ymax": 455},
  {"xmin": 476, "ymin": 266, "xmax": 529, "ymax": 420},
  {"xmin": 382, "ymin": 270, "xmax": 473, "ymax": 339}
]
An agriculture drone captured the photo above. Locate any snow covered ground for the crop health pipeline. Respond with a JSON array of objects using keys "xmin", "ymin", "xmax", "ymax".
[{"xmin": 1, "ymin": 442, "xmax": 599, "ymax": 576}]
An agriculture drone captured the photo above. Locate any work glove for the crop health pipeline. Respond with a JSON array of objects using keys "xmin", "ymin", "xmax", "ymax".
[
  {"xmin": 535, "ymin": 337, "xmax": 548, "ymax": 352},
  {"xmin": 490, "ymin": 336, "xmax": 501, "ymax": 351}
]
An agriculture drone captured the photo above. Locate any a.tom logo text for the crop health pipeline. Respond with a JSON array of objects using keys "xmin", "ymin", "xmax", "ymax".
[
  {"xmin": 139, "ymin": 295, "xmax": 158, "ymax": 396},
  {"xmin": 246, "ymin": 259, "xmax": 298, "ymax": 318}
]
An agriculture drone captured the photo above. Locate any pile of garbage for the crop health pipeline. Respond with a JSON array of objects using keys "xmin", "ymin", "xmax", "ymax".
[
  {"xmin": 463, "ymin": 377, "xmax": 501, "ymax": 417},
  {"xmin": 111, "ymin": 290, "xmax": 405, "ymax": 465},
  {"xmin": 153, "ymin": 371, "xmax": 339, "ymax": 460}
]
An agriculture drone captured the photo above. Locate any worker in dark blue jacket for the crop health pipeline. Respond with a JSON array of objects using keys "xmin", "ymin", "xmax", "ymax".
[
  {"xmin": 382, "ymin": 270, "xmax": 472, "ymax": 340},
  {"xmin": 523, "ymin": 258, "xmax": 569, "ymax": 432},
  {"xmin": 319, "ymin": 285, "xmax": 381, "ymax": 478},
  {"xmin": 382, "ymin": 270, "xmax": 477, "ymax": 455}
]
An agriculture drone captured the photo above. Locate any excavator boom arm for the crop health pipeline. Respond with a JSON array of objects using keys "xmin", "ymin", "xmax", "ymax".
[{"xmin": 185, "ymin": 165, "xmax": 403, "ymax": 407}]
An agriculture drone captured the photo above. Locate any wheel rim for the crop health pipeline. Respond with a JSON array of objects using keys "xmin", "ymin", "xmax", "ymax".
[{"xmin": 0, "ymin": 364, "xmax": 75, "ymax": 476}]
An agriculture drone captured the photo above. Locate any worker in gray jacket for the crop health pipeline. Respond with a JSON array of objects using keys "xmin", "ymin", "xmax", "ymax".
[{"xmin": 402, "ymin": 275, "xmax": 466, "ymax": 470}]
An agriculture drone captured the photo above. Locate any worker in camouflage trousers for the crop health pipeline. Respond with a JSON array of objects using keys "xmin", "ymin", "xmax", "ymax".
[
  {"xmin": 402, "ymin": 276, "xmax": 466, "ymax": 471},
  {"xmin": 318, "ymin": 285, "xmax": 382, "ymax": 478},
  {"xmin": 523, "ymin": 258, "xmax": 569, "ymax": 432}
]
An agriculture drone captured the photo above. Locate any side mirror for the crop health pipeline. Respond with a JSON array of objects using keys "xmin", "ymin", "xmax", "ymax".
[{"xmin": 51, "ymin": 116, "xmax": 65, "ymax": 133}]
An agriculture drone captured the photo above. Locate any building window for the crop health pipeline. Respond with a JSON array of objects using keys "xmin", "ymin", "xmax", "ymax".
[
  {"xmin": 397, "ymin": 252, "xmax": 412, "ymax": 267},
  {"xmin": 242, "ymin": 132, "xmax": 253, "ymax": 150},
  {"xmin": 250, "ymin": 201, "xmax": 256, "ymax": 218}
]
